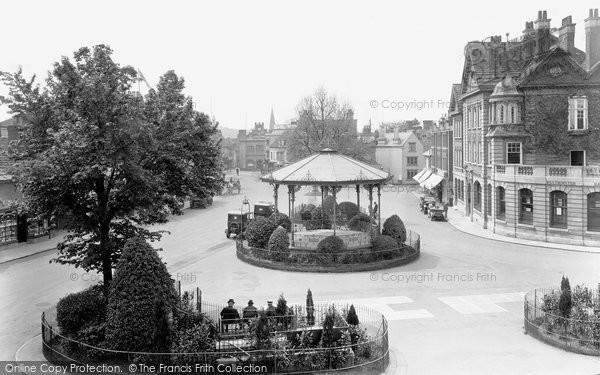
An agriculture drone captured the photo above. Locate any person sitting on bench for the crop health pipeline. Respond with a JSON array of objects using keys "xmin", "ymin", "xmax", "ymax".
[{"xmin": 220, "ymin": 298, "xmax": 240, "ymax": 332}]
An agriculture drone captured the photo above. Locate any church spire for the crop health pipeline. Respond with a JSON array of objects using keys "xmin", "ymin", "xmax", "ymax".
[{"xmin": 269, "ymin": 108, "xmax": 276, "ymax": 131}]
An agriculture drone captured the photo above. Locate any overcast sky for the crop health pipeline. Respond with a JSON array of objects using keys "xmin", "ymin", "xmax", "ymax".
[{"xmin": 1, "ymin": 1, "xmax": 597, "ymax": 130}]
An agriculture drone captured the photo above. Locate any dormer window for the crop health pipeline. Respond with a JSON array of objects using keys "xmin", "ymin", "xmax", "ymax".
[{"xmin": 568, "ymin": 97, "xmax": 588, "ymax": 130}]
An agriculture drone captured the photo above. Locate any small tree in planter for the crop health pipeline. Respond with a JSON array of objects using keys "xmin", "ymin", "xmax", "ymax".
[
  {"xmin": 268, "ymin": 226, "xmax": 290, "ymax": 261},
  {"xmin": 322, "ymin": 195, "xmax": 339, "ymax": 217},
  {"xmin": 246, "ymin": 216, "xmax": 279, "ymax": 249},
  {"xmin": 561, "ymin": 276, "xmax": 571, "ymax": 292},
  {"xmin": 275, "ymin": 294, "xmax": 293, "ymax": 329},
  {"xmin": 559, "ymin": 281, "xmax": 573, "ymax": 333},
  {"xmin": 381, "ymin": 215, "xmax": 407, "ymax": 245},
  {"xmin": 306, "ymin": 289, "xmax": 315, "ymax": 326},
  {"xmin": 346, "ymin": 305, "xmax": 359, "ymax": 326}
]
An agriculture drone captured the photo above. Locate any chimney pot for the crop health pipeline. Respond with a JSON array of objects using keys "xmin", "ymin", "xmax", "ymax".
[
  {"xmin": 543, "ymin": 10, "xmax": 547, "ymax": 19},
  {"xmin": 590, "ymin": 9, "xmax": 594, "ymax": 18},
  {"xmin": 595, "ymin": 9, "xmax": 598, "ymax": 18},
  {"xmin": 538, "ymin": 11, "xmax": 543, "ymax": 20}
]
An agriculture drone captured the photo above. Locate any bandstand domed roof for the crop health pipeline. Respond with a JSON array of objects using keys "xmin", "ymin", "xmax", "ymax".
[
  {"xmin": 490, "ymin": 75, "xmax": 523, "ymax": 101},
  {"xmin": 261, "ymin": 149, "xmax": 390, "ymax": 185}
]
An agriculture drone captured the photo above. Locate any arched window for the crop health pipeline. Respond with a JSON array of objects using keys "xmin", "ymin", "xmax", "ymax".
[
  {"xmin": 510, "ymin": 104, "xmax": 517, "ymax": 123},
  {"xmin": 588, "ymin": 193, "xmax": 600, "ymax": 232},
  {"xmin": 474, "ymin": 181, "xmax": 482, "ymax": 211},
  {"xmin": 496, "ymin": 186, "xmax": 506, "ymax": 220},
  {"xmin": 550, "ymin": 191, "xmax": 567, "ymax": 228},
  {"xmin": 519, "ymin": 188, "xmax": 533, "ymax": 225}
]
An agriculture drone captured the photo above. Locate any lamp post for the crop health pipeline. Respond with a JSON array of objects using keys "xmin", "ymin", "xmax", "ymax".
[{"xmin": 241, "ymin": 196, "xmax": 250, "ymax": 237}]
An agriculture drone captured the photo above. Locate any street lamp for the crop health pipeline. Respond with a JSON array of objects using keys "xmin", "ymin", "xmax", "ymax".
[{"xmin": 240, "ymin": 196, "xmax": 250, "ymax": 238}]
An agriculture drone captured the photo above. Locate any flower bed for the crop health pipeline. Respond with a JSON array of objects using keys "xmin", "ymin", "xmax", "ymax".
[{"xmin": 524, "ymin": 286, "xmax": 600, "ymax": 356}]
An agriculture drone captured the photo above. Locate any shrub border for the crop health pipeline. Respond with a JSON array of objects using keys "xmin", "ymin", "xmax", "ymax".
[{"xmin": 236, "ymin": 241, "xmax": 420, "ymax": 273}]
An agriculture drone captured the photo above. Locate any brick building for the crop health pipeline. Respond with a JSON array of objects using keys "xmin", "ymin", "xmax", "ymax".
[
  {"xmin": 429, "ymin": 118, "xmax": 454, "ymax": 204},
  {"xmin": 450, "ymin": 9, "xmax": 600, "ymax": 246},
  {"xmin": 237, "ymin": 122, "xmax": 269, "ymax": 170}
]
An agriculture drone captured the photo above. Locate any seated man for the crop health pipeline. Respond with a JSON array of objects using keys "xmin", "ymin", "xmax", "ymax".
[
  {"xmin": 242, "ymin": 300, "xmax": 259, "ymax": 322},
  {"xmin": 220, "ymin": 298, "xmax": 240, "ymax": 332}
]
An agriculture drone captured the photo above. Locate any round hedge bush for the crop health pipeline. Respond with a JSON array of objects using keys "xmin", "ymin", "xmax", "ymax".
[
  {"xmin": 348, "ymin": 213, "xmax": 375, "ymax": 232},
  {"xmin": 338, "ymin": 201, "xmax": 360, "ymax": 220},
  {"xmin": 371, "ymin": 235, "xmax": 401, "ymax": 260},
  {"xmin": 308, "ymin": 207, "xmax": 331, "ymax": 230},
  {"xmin": 268, "ymin": 226, "xmax": 290, "ymax": 261},
  {"xmin": 105, "ymin": 237, "xmax": 178, "ymax": 352},
  {"xmin": 246, "ymin": 216, "xmax": 279, "ymax": 249},
  {"xmin": 381, "ymin": 215, "xmax": 407, "ymax": 244},
  {"xmin": 56, "ymin": 284, "xmax": 107, "ymax": 336},
  {"xmin": 270, "ymin": 212, "xmax": 291, "ymax": 233},
  {"xmin": 316, "ymin": 235, "xmax": 347, "ymax": 264}
]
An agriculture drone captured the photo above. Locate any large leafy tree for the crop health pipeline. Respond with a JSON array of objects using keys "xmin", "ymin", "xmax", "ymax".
[
  {"xmin": 288, "ymin": 87, "xmax": 371, "ymax": 162},
  {"xmin": 0, "ymin": 45, "xmax": 224, "ymax": 287}
]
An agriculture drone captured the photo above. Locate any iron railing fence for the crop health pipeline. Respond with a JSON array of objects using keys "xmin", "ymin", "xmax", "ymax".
[
  {"xmin": 524, "ymin": 286, "xmax": 600, "ymax": 355},
  {"xmin": 42, "ymin": 300, "xmax": 389, "ymax": 374}
]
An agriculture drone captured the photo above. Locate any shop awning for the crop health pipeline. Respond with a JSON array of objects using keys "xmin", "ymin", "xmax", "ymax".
[
  {"xmin": 414, "ymin": 169, "xmax": 433, "ymax": 183},
  {"xmin": 421, "ymin": 174, "xmax": 444, "ymax": 189},
  {"xmin": 412, "ymin": 169, "xmax": 428, "ymax": 183}
]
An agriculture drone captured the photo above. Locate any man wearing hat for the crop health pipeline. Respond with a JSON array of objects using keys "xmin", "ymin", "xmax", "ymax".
[
  {"xmin": 220, "ymin": 298, "xmax": 240, "ymax": 332},
  {"xmin": 266, "ymin": 300, "xmax": 276, "ymax": 316},
  {"xmin": 242, "ymin": 300, "xmax": 258, "ymax": 320}
]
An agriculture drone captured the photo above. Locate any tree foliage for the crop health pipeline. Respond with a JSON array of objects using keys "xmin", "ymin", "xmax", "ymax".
[
  {"xmin": 246, "ymin": 216, "xmax": 279, "ymax": 249},
  {"xmin": 0, "ymin": 45, "xmax": 224, "ymax": 287},
  {"xmin": 288, "ymin": 87, "xmax": 371, "ymax": 162},
  {"xmin": 267, "ymin": 226, "xmax": 289, "ymax": 261}
]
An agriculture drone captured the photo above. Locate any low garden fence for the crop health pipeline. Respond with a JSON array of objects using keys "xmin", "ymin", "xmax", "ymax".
[
  {"xmin": 524, "ymin": 286, "xmax": 600, "ymax": 355},
  {"xmin": 236, "ymin": 230, "xmax": 420, "ymax": 272},
  {"xmin": 42, "ymin": 300, "xmax": 389, "ymax": 374}
]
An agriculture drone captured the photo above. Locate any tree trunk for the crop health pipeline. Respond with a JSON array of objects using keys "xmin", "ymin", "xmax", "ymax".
[{"xmin": 100, "ymin": 221, "xmax": 112, "ymax": 291}]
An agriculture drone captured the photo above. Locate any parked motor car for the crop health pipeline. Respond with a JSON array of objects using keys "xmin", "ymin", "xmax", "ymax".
[
  {"xmin": 225, "ymin": 211, "xmax": 252, "ymax": 238},
  {"xmin": 253, "ymin": 202, "xmax": 274, "ymax": 218},
  {"xmin": 190, "ymin": 196, "xmax": 213, "ymax": 209}
]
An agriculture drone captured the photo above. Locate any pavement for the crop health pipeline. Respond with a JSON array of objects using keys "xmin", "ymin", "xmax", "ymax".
[
  {"xmin": 0, "ymin": 230, "xmax": 65, "ymax": 264},
  {"xmin": 411, "ymin": 191, "xmax": 600, "ymax": 254}
]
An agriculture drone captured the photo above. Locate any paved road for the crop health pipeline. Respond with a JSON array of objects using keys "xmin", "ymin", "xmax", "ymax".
[{"xmin": 1, "ymin": 171, "xmax": 599, "ymax": 374}]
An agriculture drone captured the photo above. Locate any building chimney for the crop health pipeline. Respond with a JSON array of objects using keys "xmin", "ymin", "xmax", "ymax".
[
  {"xmin": 393, "ymin": 125, "xmax": 399, "ymax": 142},
  {"xmin": 534, "ymin": 10, "xmax": 551, "ymax": 55},
  {"xmin": 558, "ymin": 16, "xmax": 576, "ymax": 56},
  {"xmin": 585, "ymin": 8, "xmax": 600, "ymax": 70}
]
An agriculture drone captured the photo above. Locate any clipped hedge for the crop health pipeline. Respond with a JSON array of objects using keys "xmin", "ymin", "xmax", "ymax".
[
  {"xmin": 105, "ymin": 237, "xmax": 178, "ymax": 352},
  {"xmin": 322, "ymin": 195, "xmax": 339, "ymax": 216},
  {"xmin": 246, "ymin": 216, "xmax": 279, "ymax": 249},
  {"xmin": 381, "ymin": 215, "xmax": 407, "ymax": 244},
  {"xmin": 338, "ymin": 201, "xmax": 360, "ymax": 220},
  {"xmin": 56, "ymin": 284, "xmax": 107, "ymax": 337},
  {"xmin": 348, "ymin": 213, "xmax": 375, "ymax": 232},
  {"xmin": 268, "ymin": 226, "xmax": 290, "ymax": 261},
  {"xmin": 371, "ymin": 235, "xmax": 401, "ymax": 260},
  {"xmin": 308, "ymin": 207, "xmax": 331, "ymax": 230},
  {"xmin": 270, "ymin": 212, "xmax": 292, "ymax": 233},
  {"xmin": 316, "ymin": 235, "xmax": 346, "ymax": 264}
]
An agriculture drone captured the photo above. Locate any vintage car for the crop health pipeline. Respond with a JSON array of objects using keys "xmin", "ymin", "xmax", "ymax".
[
  {"xmin": 225, "ymin": 211, "xmax": 252, "ymax": 238},
  {"xmin": 190, "ymin": 196, "xmax": 213, "ymax": 209},
  {"xmin": 253, "ymin": 202, "xmax": 275, "ymax": 218},
  {"xmin": 429, "ymin": 207, "xmax": 446, "ymax": 221}
]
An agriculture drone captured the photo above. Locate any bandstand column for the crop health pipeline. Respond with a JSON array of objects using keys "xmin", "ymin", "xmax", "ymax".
[
  {"xmin": 273, "ymin": 184, "xmax": 279, "ymax": 221},
  {"xmin": 289, "ymin": 185, "xmax": 296, "ymax": 246},
  {"xmin": 332, "ymin": 187, "xmax": 337, "ymax": 236},
  {"xmin": 367, "ymin": 185, "xmax": 374, "ymax": 240},
  {"xmin": 320, "ymin": 186, "xmax": 325, "ymax": 229},
  {"xmin": 377, "ymin": 184, "xmax": 381, "ymax": 234},
  {"xmin": 356, "ymin": 185, "xmax": 360, "ymax": 211}
]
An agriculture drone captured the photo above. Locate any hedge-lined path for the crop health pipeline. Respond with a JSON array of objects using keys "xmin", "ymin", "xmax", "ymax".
[{"xmin": 2, "ymin": 171, "xmax": 600, "ymax": 374}]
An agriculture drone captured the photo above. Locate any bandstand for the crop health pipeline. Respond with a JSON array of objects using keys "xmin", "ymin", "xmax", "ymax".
[{"xmin": 260, "ymin": 149, "xmax": 391, "ymax": 248}]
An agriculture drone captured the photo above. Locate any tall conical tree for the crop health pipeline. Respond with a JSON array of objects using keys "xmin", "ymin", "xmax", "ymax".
[{"xmin": 306, "ymin": 289, "xmax": 315, "ymax": 326}]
